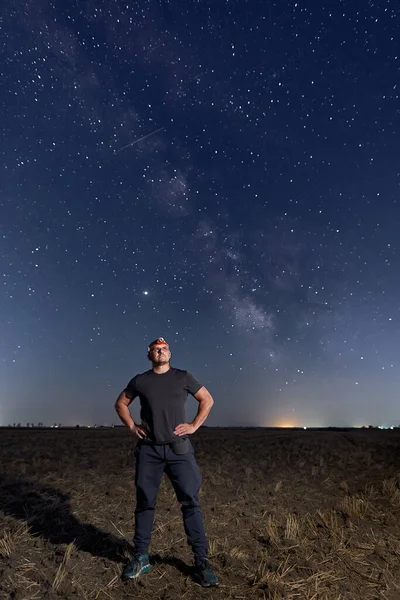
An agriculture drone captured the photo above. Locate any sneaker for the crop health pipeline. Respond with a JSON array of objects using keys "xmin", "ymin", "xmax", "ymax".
[
  {"xmin": 193, "ymin": 558, "xmax": 219, "ymax": 587},
  {"xmin": 122, "ymin": 552, "xmax": 152, "ymax": 580}
]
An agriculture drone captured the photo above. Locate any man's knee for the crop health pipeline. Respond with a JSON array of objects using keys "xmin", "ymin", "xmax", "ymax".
[
  {"xmin": 136, "ymin": 481, "xmax": 159, "ymax": 509},
  {"xmin": 174, "ymin": 478, "xmax": 202, "ymax": 506}
]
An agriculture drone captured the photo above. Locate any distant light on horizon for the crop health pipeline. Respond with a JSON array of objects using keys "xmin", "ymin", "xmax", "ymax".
[
  {"xmin": 268, "ymin": 416, "xmax": 326, "ymax": 428},
  {"xmin": 272, "ymin": 420, "xmax": 298, "ymax": 428}
]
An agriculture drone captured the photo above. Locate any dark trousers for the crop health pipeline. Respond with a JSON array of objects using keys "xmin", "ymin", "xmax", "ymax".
[{"xmin": 133, "ymin": 441, "xmax": 209, "ymax": 561}]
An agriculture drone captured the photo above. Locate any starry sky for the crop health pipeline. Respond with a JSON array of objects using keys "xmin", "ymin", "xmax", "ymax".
[{"xmin": 1, "ymin": 0, "xmax": 399, "ymax": 428}]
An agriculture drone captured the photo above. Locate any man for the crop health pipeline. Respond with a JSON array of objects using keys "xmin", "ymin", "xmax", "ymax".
[{"xmin": 115, "ymin": 337, "xmax": 218, "ymax": 587}]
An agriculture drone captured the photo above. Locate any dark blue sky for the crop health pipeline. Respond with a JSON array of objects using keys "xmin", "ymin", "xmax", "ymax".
[{"xmin": 1, "ymin": 0, "xmax": 399, "ymax": 427}]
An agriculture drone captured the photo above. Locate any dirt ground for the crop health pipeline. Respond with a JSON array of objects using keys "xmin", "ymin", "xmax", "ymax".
[{"xmin": 1, "ymin": 427, "xmax": 400, "ymax": 600}]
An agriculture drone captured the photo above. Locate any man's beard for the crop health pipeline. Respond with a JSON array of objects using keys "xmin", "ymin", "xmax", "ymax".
[{"xmin": 153, "ymin": 357, "xmax": 169, "ymax": 365}]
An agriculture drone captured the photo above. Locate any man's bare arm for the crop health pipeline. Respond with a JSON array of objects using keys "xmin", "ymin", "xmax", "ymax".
[
  {"xmin": 114, "ymin": 392, "xmax": 148, "ymax": 438},
  {"xmin": 174, "ymin": 386, "xmax": 214, "ymax": 436},
  {"xmin": 191, "ymin": 386, "xmax": 214, "ymax": 430}
]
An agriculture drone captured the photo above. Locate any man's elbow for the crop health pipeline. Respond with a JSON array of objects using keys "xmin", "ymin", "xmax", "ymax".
[
  {"xmin": 115, "ymin": 393, "xmax": 126, "ymax": 412},
  {"xmin": 204, "ymin": 394, "xmax": 214, "ymax": 408}
]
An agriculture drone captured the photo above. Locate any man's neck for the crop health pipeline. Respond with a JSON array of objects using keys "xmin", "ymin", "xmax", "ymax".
[{"xmin": 152, "ymin": 363, "xmax": 171, "ymax": 374}]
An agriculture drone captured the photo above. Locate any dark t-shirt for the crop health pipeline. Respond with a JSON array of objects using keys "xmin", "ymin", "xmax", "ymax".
[{"xmin": 124, "ymin": 367, "xmax": 203, "ymax": 443}]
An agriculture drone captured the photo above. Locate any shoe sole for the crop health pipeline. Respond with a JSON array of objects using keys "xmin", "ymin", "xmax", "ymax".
[{"xmin": 122, "ymin": 564, "xmax": 152, "ymax": 580}]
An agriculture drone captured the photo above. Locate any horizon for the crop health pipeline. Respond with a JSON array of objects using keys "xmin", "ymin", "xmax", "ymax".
[{"xmin": 2, "ymin": 423, "xmax": 399, "ymax": 431}]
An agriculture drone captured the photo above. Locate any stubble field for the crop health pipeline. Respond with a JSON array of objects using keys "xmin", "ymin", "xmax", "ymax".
[{"xmin": 1, "ymin": 427, "xmax": 400, "ymax": 599}]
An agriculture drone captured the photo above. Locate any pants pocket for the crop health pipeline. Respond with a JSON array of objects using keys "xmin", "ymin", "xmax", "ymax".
[{"xmin": 170, "ymin": 437, "xmax": 191, "ymax": 455}]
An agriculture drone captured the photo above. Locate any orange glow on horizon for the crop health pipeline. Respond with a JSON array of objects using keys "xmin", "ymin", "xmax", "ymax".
[{"xmin": 271, "ymin": 419, "xmax": 298, "ymax": 428}]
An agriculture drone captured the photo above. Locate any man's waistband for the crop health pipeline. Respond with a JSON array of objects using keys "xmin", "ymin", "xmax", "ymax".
[{"xmin": 139, "ymin": 436, "xmax": 187, "ymax": 446}]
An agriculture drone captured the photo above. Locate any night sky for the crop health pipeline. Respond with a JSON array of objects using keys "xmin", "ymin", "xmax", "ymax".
[{"xmin": 1, "ymin": 1, "xmax": 399, "ymax": 428}]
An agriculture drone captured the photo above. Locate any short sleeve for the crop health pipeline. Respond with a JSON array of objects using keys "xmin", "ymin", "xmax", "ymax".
[
  {"xmin": 124, "ymin": 376, "xmax": 138, "ymax": 400},
  {"xmin": 184, "ymin": 371, "xmax": 203, "ymax": 396}
]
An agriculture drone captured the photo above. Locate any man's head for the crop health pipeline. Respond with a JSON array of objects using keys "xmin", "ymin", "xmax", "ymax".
[{"xmin": 147, "ymin": 337, "xmax": 171, "ymax": 365}]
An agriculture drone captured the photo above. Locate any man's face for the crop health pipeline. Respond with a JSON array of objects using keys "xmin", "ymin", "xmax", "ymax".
[{"xmin": 149, "ymin": 344, "xmax": 171, "ymax": 364}]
